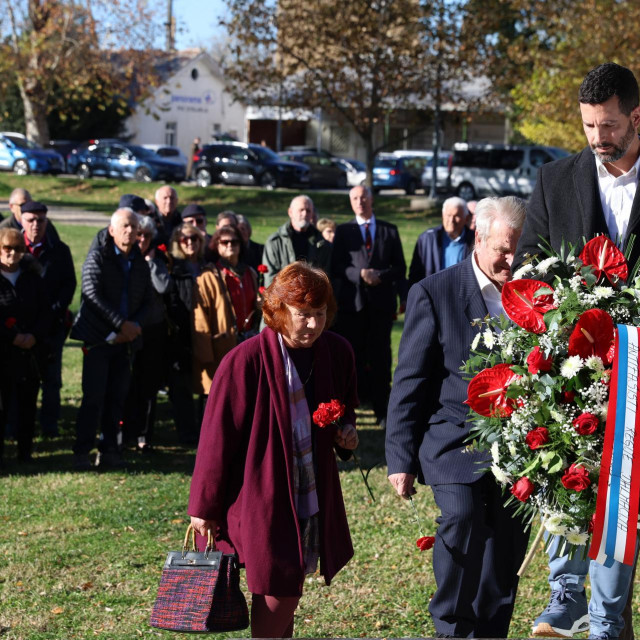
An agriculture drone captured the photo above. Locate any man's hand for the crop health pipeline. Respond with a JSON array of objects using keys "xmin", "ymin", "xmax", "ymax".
[
  {"xmin": 335, "ymin": 424, "xmax": 358, "ymax": 450},
  {"xmin": 13, "ymin": 333, "xmax": 35, "ymax": 349},
  {"xmin": 360, "ymin": 268, "xmax": 381, "ymax": 286},
  {"xmin": 120, "ymin": 321, "xmax": 142, "ymax": 342},
  {"xmin": 388, "ymin": 472, "xmax": 417, "ymax": 499}
]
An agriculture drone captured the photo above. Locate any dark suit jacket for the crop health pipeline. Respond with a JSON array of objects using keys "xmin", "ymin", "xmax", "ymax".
[
  {"xmin": 409, "ymin": 225, "xmax": 474, "ymax": 286},
  {"xmin": 385, "ymin": 257, "xmax": 490, "ymax": 485},
  {"xmin": 330, "ymin": 217, "xmax": 406, "ymax": 313},
  {"xmin": 515, "ymin": 145, "xmax": 640, "ymax": 270}
]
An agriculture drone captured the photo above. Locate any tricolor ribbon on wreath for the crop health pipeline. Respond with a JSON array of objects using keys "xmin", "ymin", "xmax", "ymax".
[{"xmin": 589, "ymin": 324, "xmax": 640, "ymax": 567}]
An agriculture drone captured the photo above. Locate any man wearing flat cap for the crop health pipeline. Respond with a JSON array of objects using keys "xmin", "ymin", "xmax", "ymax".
[{"xmin": 21, "ymin": 200, "xmax": 76, "ymax": 437}]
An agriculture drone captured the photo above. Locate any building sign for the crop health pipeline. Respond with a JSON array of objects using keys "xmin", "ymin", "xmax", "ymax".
[{"xmin": 170, "ymin": 91, "xmax": 216, "ymax": 114}]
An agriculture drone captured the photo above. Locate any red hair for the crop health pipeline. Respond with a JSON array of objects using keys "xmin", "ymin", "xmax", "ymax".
[{"xmin": 262, "ymin": 262, "xmax": 336, "ymax": 332}]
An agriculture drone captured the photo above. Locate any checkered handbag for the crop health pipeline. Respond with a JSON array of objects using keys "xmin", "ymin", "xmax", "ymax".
[{"xmin": 150, "ymin": 526, "xmax": 249, "ymax": 633}]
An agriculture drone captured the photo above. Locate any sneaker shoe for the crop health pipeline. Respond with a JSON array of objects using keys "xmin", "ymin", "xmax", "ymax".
[
  {"xmin": 73, "ymin": 453, "xmax": 93, "ymax": 471},
  {"xmin": 95, "ymin": 451, "xmax": 127, "ymax": 469},
  {"xmin": 532, "ymin": 579, "xmax": 589, "ymax": 637}
]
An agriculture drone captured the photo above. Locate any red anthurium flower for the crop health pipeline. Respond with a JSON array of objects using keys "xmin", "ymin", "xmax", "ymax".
[
  {"xmin": 4, "ymin": 316, "xmax": 17, "ymax": 329},
  {"xmin": 501, "ymin": 279, "xmax": 557, "ymax": 334},
  {"xmin": 465, "ymin": 363, "xmax": 520, "ymax": 417},
  {"xmin": 416, "ymin": 536, "xmax": 435, "ymax": 551},
  {"xmin": 257, "ymin": 264, "xmax": 269, "ymax": 274},
  {"xmin": 579, "ymin": 236, "xmax": 628, "ymax": 283},
  {"xmin": 567, "ymin": 309, "xmax": 614, "ymax": 365}
]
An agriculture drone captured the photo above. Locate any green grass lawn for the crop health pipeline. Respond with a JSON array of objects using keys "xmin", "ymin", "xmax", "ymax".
[{"xmin": 0, "ymin": 177, "xmax": 626, "ymax": 638}]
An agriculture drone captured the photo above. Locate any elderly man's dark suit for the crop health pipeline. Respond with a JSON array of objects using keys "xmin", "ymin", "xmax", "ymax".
[
  {"xmin": 331, "ymin": 217, "xmax": 405, "ymax": 423},
  {"xmin": 515, "ymin": 146, "xmax": 640, "ymax": 269},
  {"xmin": 385, "ymin": 257, "xmax": 529, "ymax": 638},
  {"xmin": 516, "ymin": 144, "xmax": 638, "ymax": 640},
  {"xmin": 408, "ymin": 225, "xmax": 474, "ymax": 286}
]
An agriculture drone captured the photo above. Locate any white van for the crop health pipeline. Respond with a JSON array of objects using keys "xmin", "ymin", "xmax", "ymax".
[{"xmin": 450, "ymin": 143, "xmax": 570, "ymax": 201}]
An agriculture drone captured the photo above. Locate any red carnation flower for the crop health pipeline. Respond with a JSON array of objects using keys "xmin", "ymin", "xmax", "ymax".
[
  {"xmin": 465, "ymin": 363, "xmax": 521, "ymax": 417},
  {"xmin": 525, "ymin": 426, "xmax": 549, "ymax": 450},
  {"xmin": 157, "ymin": 243, "xmax": 167, "ymax": 253},
  {"xmin": 257, "ymin": 264, "xmax": 268, "ymax": 274},
  {"xmin": 526, "ymin": 346, "xmax": 553, "ymax": 374},
  {"xmin": 561, "ymin": 464, "xmax": 591, "ymax": 492},
  {"xmin": 416, "ymin": 536, "xmax": 435, "ymax": 551},
  {"xmin": 81, "ymin": 346, "xmax": 89, "ymax": 356},
  {"xmin": 501, "ymin": 279, "xmax": 557, "ymax": 334},
  {"xmin": 313, "ymin": 399, "xmax": 345, "ymax": 427},
  {"xmin": 4, "ymin": 316, "xmax": 17, "ymax": 329},
  {"xmin": 561, "ymin": 390, "xmax": 576, "ymax": 404},
  {"xmin": 511, "ymin": 477, "xmax": 535, "ymax": 502},
  {"xmin": 573, "ymin": 413, "xmax": 599, "ymax": 436},
  {"xmin": 259, "ymin": 286, "xmax": 266, "ymax": 294},
  {"xmin": 579, "ymin": 236, "xmax": 628, "ymax": 283},
  {"xmin": 568, "ymin": 309, "xmax": 614, "ymax": 366}
]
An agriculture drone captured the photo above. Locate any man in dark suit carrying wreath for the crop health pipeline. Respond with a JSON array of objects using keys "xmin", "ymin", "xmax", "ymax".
[
  {"xmin": 515, "ymin": 62, "xmax": 640, "ymax": 640},
  {"xmin": 386, "ymin": 196, "xmax": 529, "ymax": 638}
]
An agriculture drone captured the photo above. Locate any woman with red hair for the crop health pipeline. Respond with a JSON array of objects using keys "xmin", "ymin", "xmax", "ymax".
[{"xmin": 188, "ymin": 261, "xmax": 359, "ymax": 638}]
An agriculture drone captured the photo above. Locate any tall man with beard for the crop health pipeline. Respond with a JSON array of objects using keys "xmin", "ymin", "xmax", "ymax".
[{"xmin": 515, "ymin": 62, "xmax": 640, "ymax": 640}]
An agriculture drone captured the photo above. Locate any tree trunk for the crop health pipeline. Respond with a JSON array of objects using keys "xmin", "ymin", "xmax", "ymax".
[{"xmin": 20, "ymin": 83, "xmax": 50, "ymax": 144}]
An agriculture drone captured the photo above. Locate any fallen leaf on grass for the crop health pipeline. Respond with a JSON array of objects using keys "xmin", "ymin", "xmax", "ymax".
[
  {"xmin": 51, "ymin": 607, "xmax": 64, "ymax": 615},
  {"xmin": 171, "ymin": 519, "xmax": 184, "ymax": 524},
  {"xmin": 17, "ymin": 531, "xmax": 27, "ymax": 537},
  {"xmin": 80, "ymin": 582, "xmax": 93, "ymax": 591}
]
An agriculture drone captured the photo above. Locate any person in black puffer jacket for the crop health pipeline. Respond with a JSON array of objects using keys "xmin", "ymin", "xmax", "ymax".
[
  {"xmin": 70, "ymin": 208, "xmax": 152, "ymax": 470},
  {"xmin": 0, "ymin": 229, "xmax": 51, "ymax": 466}
]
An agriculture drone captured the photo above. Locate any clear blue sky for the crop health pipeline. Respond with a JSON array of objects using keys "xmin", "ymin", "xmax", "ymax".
[{"xmin": 173, "ymin": 0, "xmax": 228, "ymax": 49}]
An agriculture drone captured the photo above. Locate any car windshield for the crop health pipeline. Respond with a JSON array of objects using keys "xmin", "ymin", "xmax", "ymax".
[
  {"xmin": 251, "ymin": 146, "xmax": 280, "ymax": 162},
  {"xmin": 374, "ymin": 159, "xmax": 398, "ymax": 169},
  {"xmin": 128, "ymin": 145, "xmax": 154, "ymax": 157},
  {"xmin": 5, "ymin": 135, "xmax": 40, "ymax": 150}
]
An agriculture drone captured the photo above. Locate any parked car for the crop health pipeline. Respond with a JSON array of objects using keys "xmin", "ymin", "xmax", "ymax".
[
  {"xmin": 420, "ymin": 151, "xmax": 453, "ymax": 193},
  {"xmin": 48, "ymin": 139, "xmax": 82, "ymax": 172},
  {"xmin": 278, "ymin": 151, "xmax": 348, "ymax": 188},
  {"xmin": 0, "ymin": 133, "xmax": 64, "ymax": 175},
  {"xmin": 73, "ymin": 140, "xmax": 186, "ymax": 182},
  {"xmin": 142, "ymin": 144, "xmax": 188, "ymax": 170},
  {"xmin": 192, "ymin": 142, "xmax": 310, "ymax": 189},
  {"xmin": 372, "ymin": 154, "xmax": 426, "ymax": 195},
  {"xmin": 334, "ymin": 158, "xmax": 367, "ymax": 187},
  {"xmin": 450, "ymin": 143, "xmax": 571, "ymax": 200}
]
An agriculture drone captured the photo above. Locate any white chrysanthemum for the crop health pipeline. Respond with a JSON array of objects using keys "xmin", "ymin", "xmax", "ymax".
[
  {"xmin": 560, "ymin": 356, "xmax": 583, "ymax": 378},
  {"xmin": 491, "ymin": 464, "xmax": 511, "ymax": 485},
  {"xmin": 565, "ymin": 530, "xmax": 589, "ymax": 546},
  {"xmin": 593, "ymin": 286, "xmax": 614, "ymax": 300},
  {"xmin": 508, "ymin": 442, "xmax": 517, "ymax": 457},
  {"xmin": 491, "ymin": 441, "xmax": 500, "ymax": 464},
  {"xmin": 550, "ymin": 408, "xmax": 565, "ymax": 422},
  {"xmin": 536, "ymin": 257, "xmax": 560, "ymax": 275},
  {"xmin": 483, "ymin": 329, "xmax": 496, "ymax": 349},
  {"xmin": 471, "ymin": 332, "xmax": 481, "ymax": 351},
  {"xmin": 544, "ymin": 516, "xmax": 568, "ymax": 536},
  {"xmin": 585, "ymin": 355, "xmax": 604, "ymax": 372},
  {"xmin": 513, "ymin": 264, "xmax": 534, "ymax": 279}
]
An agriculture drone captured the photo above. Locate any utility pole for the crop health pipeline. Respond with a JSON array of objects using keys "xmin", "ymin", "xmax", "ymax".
[{"xmin": 165, "ymin": 0, "xmax": 174, "ymax": 52}]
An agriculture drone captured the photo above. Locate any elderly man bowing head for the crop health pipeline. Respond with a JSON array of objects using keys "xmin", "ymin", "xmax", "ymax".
[{"xmin": 386, "ymin": 196, "xmax": 529, "ymax": 639}]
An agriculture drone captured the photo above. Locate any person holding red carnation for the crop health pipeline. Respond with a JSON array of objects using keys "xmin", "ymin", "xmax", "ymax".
[{"xmin": 188, "ymin": 262, "xmax": 358, "ymax": 638}]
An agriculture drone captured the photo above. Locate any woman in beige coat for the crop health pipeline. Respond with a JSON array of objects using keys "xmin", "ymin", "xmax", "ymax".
[{"xmin": 192, "ymin": 225, "xmax": 258, "ymax": 396}]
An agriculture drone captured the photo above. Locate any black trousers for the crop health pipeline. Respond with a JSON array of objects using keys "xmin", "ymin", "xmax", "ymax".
[
  {"xmin": 73, "ymin": 343, "xmax": 133, "ymax": 455},
  {"xmin": 429, "ymin": 474, "xmax": 530, "ymax": 638},
  {"xmin": 333, "ymin": 305, "xmax": 393, "ymax": 422}
]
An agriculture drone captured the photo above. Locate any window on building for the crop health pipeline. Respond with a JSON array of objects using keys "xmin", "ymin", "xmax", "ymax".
[{"xmin": 165, "ymin": 122, "xmax": 177, "ymax": 146}]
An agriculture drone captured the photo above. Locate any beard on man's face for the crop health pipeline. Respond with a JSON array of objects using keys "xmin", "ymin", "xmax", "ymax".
[{"xmin": 591, "ymin": 120, "xmax": 637, "ymax": 163}]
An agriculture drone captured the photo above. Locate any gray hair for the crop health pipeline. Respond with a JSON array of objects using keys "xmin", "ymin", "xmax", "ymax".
[
  {"xmin": 236, "ymin": 213, "xmax": 252, "ymax": 233},
  {"xmin": 138, "ymin": 214, "xmax": 157, "ymax": 237},
  {"xmin": 155, "ymin": 185, "xmax": 177, "ymax": 200},
  {"xmin": 289, "ymin": 194, "xmax": 313, "ymax": 209},
  {"xmin": 349, "ymin": 185, "xmax": 372, "ymax": 199},
  {"xmin": 9, "ymin": 188, "xmax": 31, "ymax": 205},
  {"xmin": 474, "ymin": 196, "xmax": 526, "ymax": 241},
  {"xmin": 110, "ymin": 207, "xmax": 137, "ymax": 228},
  {"xmin": 442, "ymin": 196, "xmax": 469, "ymax": 216}
]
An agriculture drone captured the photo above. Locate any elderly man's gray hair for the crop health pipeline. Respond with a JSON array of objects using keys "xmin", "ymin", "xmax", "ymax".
[
  {"xmin": 474, "ymin": 196, "xmax": 526, "ymax": 241},
  {"xmin": 110, "ymin": 207, "xmax": 137, "ymax": 227},
  {"xmin": 138, "ymin": 214, "xmax": 157, "ymax": 237},
  {"xmin": 442, "ymin": 196, "xmax": 469, "ymax": 215}
]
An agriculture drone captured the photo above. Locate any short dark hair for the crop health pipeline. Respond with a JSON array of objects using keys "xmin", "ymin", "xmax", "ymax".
[
  {"xmin": 208, "ymin": 225, "xmax": 247, "ymax": 263},
  {"xmin": 578, "ymin": 63, "xmax": 639, "ymax": 115}
]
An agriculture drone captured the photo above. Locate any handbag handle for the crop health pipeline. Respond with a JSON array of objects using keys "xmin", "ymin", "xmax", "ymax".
[{"xmin": 182, "ymin": 524, "xmax": 216, "ymax": 558}]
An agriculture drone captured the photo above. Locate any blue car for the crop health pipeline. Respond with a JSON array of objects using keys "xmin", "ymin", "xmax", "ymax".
[
  {"xmin": 372, "ymin": 155, "xmax": 426, "ymax": 195},
  {"xmin": 73, "ymin": 139, "xmax": 186, "ymax": 182},
  {"xmin": 0, "ymin": 133, "xmax": 65, "ymax": 175}
]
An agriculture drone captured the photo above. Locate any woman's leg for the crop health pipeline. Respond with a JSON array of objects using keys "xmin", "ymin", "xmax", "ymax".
[{"xmin": 251, "ymin": 594, "xmax": 300, "ymax": 638}]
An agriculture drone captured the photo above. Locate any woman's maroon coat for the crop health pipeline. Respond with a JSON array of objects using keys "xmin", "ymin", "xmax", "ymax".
[{"xmin": 188, "ymin": 327, "xmax": 358, "ymax": 597}]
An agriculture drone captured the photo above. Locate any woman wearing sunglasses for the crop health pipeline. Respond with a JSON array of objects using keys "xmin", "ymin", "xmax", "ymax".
[{"xmin": 0, "ymin": 228, "xmax": 50, "ymax": 466}]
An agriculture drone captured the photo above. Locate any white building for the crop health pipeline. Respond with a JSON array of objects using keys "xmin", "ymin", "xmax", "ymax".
[{"xmin": 124, "ymin": 50, "xmax": 247, "ymax": 156}]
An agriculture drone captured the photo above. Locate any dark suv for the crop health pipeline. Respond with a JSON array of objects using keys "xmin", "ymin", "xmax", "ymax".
[{"xmin": 192, "ymin": 142, "xmax": 310, "ymax": 189}]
